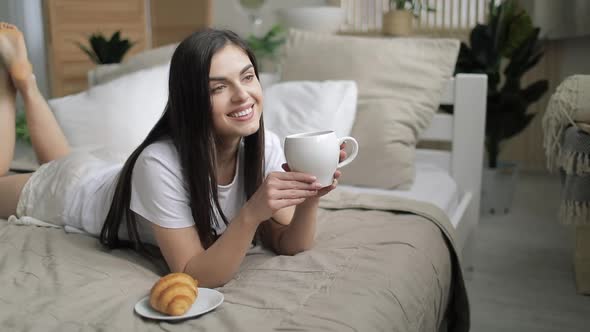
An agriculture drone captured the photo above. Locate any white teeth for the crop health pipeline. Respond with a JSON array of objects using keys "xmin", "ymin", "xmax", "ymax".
[{"xmin": 229, "ymin": 107, "xmax": 253, "ymax": 118}]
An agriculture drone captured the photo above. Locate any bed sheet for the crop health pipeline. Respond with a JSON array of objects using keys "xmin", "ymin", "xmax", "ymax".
[
  {"xmin": 0, "ymin": 190, "xmax": 469, "ymax": 332},
  {"xmin": 339, "ymin": 162, "xmax": 459, "ymax": 217}
]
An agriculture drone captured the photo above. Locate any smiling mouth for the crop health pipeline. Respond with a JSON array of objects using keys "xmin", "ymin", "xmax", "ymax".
[{"xmin": 228, "ymin": 106, "xmax": 254, "ymax": 118}]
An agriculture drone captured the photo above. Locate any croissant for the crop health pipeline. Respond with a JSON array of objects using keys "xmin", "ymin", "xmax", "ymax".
[{"xmin": 150, "ymin": 272, "xmax": 199, "ymax": 316}]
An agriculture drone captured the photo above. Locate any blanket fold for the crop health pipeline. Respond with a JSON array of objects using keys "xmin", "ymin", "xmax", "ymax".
[
  {"xmin": 558, "ymin": 127, "xmax": 590, "ymax": 225},
  {"xmin": 320, "ymin": 189, "xmax": 469, "ymax": 332},
  {"xmin": 543, "ymin": 75, "xmax": 590, "ymax": 225}
]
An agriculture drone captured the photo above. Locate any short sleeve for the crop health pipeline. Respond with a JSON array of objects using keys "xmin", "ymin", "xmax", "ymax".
[
  {"xmin": 130, "ymin": 142, "xmax": 194, "ymax": 229},
  {"xmin": 264, "ymin": 130, "xmax": 286, "ymax": 177}
]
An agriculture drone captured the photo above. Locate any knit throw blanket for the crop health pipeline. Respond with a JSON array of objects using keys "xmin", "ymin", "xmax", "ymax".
[
  {"xmin": 559, "ymin": 127, "xmax": 590, "ymax": 225},
  {"xmin": 543, "ymin": 75, "xmax": 590, "ymax": 172},
  {"xmin": 543, "ymin": 75, "xmax": 590, "ymax": 225}
]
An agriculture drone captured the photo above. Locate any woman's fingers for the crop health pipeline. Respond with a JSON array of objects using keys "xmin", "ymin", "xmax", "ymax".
[
  {"xmin": 339, "ymin": 150, "xmax": 347, "ymax": 162},
  {"xmin": 275, "ymin": 198, "xmax": 307, "ymax": 210},
  {"xmin": 274, "ymin": 189, "xmax": 318, "ymax": 200},
  {"xmin": 275, "ymin": 180, "xmax": 322, "ymax": 190},
  {"xmin": 272, "ymin": 171, "xmax": 316, "ymax": 183}
]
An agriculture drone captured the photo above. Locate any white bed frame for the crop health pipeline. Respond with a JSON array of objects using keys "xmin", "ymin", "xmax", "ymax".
[{"xmin": 420, "ymin": 73, "xmax": 487, "ymax": 272}]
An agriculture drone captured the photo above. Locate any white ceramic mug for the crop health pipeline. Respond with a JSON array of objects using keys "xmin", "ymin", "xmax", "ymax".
[{"xmin": 284, "ymin": 131, "xmax": 359, "ymax": 187}]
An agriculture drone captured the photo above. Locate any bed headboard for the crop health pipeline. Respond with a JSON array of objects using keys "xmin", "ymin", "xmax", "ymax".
[{"xmin": 420, "ymin": 74, "xmax": 487, "ymax": 249}]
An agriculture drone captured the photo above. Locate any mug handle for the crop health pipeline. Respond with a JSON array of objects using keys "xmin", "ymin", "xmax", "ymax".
[{"xmin": 337, "ymin": 137, "xmax": 359, "ymax": 168}]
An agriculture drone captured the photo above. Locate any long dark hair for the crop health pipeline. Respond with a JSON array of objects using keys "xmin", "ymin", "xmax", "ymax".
[{"xmin": 100, "ymin": 29, "xmax": 265, "ymax": 254}]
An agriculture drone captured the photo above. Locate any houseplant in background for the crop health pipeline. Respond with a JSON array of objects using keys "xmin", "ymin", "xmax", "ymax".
[
  {"xmin": 382, "ymin": 0, "xmax": 435, "ymax": 36},
  {"xmin": 12, "ymin": 111, "xmax": 38, "ymax": 171},
  {"xmin": 246, "ymin": 24, "xmax": 286, "ymax": 73},
  {"xmin": 15, "ymin": 112, "xmax": 30, "ymax": 146},
  {"xmin": 76, "ymin": 31, "xmax": 135, "ymax": 64},
  {"xmin": 451, "ymin": 0, "xmax": 549, "ymax": 214}
]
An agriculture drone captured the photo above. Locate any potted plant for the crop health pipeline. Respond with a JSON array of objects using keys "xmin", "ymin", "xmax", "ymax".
[
  {"xmin": 76, "ymin": 31, "xmax": 135, "ymax": 64},
  {"xmin": 246, "ymin": 24, "xmax": 286, "ymax": 73},
  {"xmin": 451, "ymin": 0, "xmax": 548, "ymax": 214},
  {"xmin": 382, "ymin": 0, "xmax": 435, "ymax": 36},
  {"xmin": 12, "ymin": 111, "xmax": 38, "ymax": 171}
]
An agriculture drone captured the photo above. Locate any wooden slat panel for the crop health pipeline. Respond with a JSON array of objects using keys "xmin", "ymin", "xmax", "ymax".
[
  {"xmin": 44, "ymin": 0, "xmax": 148, "ymax": 97},
  {"xmin": 150, "ymin": 0, "xmax": 212, "ymax": 48},
  {"xmin": 500, "ymin": 40, "xmax": 563, "ymax": 172}
]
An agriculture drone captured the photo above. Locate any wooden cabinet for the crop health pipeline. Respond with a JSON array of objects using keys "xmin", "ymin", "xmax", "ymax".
[{"xmin": 43, "ymin": 0, "xmax": 149, "ymax": 97}]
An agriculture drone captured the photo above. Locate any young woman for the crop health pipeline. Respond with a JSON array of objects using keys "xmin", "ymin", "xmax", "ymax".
[{"xmin": 0, "ymin": 23, "xmax": 346, "ymax": 287}]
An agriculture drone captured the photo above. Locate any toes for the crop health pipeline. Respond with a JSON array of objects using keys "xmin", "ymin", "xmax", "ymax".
[{"xmin": 0, "ymin": 23, "xmax": 17, "ymax": 31}]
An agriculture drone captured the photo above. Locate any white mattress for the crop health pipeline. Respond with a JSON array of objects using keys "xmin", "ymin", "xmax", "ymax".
[{"xmin": 338, "ymin": 162, "xmax": 460, "ymax": 217}]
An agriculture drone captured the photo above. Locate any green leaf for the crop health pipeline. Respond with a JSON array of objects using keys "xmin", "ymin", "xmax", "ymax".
[
  {"xmin": 75, "ymin": 41, "xmax": 101, "ymax": 64},
  {"xmin": 15, "ymin": 112, "xmax": 31, "ymax": 144},
  {"xmin": 501, "ymin": 9, "xmax": 534, "ymax": 57},
  {"xmin": 246, "ymin": 24, "xmax": 286, "ymax": 61},
  {"xmin": 521, "ymin": 80, "xmax": 548, "ymax": 104},
  {"xmin": 75, "ymin": 30, "xmax": 135, "ymax": 64}
]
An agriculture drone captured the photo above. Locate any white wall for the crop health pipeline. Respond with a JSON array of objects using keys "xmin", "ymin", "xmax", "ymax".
[
  {"xmin": 559, "ymin": 36, "xmax": 590, "ymax": 81},
  {"xmin": 521, "ymin": 0, "xmax": 590, "ymax": 40},
  {"xmin": 212, "ymin": 0, "xmax": 328, "ymax": 37},
  {"xmin": 0, "ymin": 1, "xmax": 13, "ymax": 22}
]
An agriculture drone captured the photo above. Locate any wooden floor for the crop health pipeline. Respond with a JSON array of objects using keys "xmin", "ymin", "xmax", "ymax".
[{"xmin": 465, "ymin": 173, "xmax": 590, "ymax": 331}]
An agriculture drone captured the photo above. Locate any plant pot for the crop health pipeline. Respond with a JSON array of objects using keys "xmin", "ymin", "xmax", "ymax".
[
  {"xmin": 481, "ymin": 161, "xmax": 519, "ymax": 215},
  {"xmin": 382, "ymin": 10, "xmax": 413, "ymax": 36},
  {"xmin": 87, "ymin": 63, "xmax": 122, "ymax": 87}
]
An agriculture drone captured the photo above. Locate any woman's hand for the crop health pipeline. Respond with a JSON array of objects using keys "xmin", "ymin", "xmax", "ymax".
[
  {"xmin": 282, "ymin": 143, "xmax": 347, "ymax": 198},
  {"xmin": 241, "ymin": 171, "xmax": 321, "ymax": 225}
]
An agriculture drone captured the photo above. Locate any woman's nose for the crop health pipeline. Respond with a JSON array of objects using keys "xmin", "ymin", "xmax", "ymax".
[{"xmin": 231, "ymin": 85, "xmax": 249, "ymax": 102}]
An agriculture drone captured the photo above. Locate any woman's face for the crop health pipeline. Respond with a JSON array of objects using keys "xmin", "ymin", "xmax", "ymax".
[{"xmin": 209, "ymin": 44, "xmax": 262, "ymax": 141}]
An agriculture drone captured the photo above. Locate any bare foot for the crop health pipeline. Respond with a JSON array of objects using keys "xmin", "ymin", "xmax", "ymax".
[{"xmin": 0, "ymin": 23, "xmax": 32, "ymax": 88}]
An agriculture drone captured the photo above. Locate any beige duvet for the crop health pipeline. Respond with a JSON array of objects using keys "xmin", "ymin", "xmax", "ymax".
[{"xmin": 0, "ymin": 189, "xmax": 468, "ymax": 332}]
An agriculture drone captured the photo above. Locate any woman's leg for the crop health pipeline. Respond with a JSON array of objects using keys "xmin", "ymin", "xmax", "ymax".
[
  {"xmin": 0, "ymin": 23, "xmax": 69, "ymax": 218},
  {"xmin": 0, "ymin": 63, "xmax": 16, "ymax": 175},
  {"xmin": 0, "ymin": 173, "xmax": 31, "ymax": 219},
  {"xmin": 0, "ymin": 23, "xmax": 70, "ymax": 165},
  {"xmin": 0, "ymin": 66, "xmax": 29, "ymax": 219}
]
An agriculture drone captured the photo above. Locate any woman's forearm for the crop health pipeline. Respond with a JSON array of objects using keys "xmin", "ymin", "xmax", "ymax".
[
  {"xmin": 278, "ymin": 197, "xmax": 319, "ymax": 255},
  {"xmin": 183, "ymin": 212, "xmax": 258, "ymax": 288}
]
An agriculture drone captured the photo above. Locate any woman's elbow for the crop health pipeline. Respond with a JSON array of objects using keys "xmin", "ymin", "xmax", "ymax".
[
  {"xmin": 278, "ymin": 241, "xmax": 315, "ymax": 256},
  {"xmin": 191, "ymin": 274, "xmax": 233, "ymax": 288}
]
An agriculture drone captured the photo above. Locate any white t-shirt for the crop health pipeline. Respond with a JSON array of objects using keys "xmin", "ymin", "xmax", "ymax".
[{"xmin": 72, "ymin": 130, "xmax": 285, "ymax": 245}]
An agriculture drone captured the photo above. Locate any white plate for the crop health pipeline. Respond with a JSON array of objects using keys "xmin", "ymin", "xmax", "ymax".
[{"xmin": 134, "ymin": 288, "xmax": 224, "ymax": 321}]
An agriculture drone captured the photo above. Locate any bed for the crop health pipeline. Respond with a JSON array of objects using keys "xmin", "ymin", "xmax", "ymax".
[
  {"xmin": 2, "ymin": 25, "xmax": 494, "ymax": 331},
  {"xmin": 1, "ymin": 70, "xmax": 486, "ymax": 331}
]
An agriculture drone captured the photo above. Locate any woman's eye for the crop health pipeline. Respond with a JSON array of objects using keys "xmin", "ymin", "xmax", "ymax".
[
  {"xmin": 212, "ymin": 85, "xmax": 225, "ymax": 93},
  {"xmin": 243, "ymin": 74, "xmax": 255, "ymax": 82}
]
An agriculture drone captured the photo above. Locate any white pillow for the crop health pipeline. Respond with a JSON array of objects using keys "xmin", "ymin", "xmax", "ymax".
[
  {"xmin": 51, "ymin": 63, "xmax": 170, "ymax": 162},
  {"xmin": 262, "ymin": 80, "xmax": 357, "ymax": 145}
]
